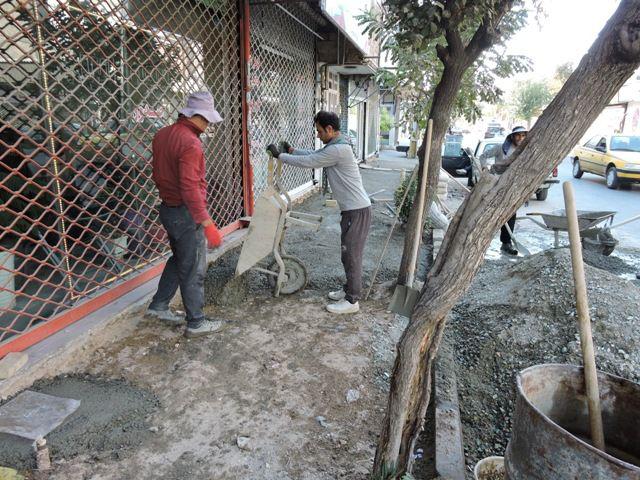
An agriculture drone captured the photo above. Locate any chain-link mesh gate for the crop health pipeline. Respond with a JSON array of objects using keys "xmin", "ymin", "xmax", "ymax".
[
  {"xmin": 248, "ymin": 2, "xmax": 318, "ymax": 196},
  {"xmin": 0, "ymin": 0, "xmax": 244, "ymax": 349}
]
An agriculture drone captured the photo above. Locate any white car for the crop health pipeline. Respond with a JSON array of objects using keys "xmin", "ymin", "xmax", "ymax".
[
  {"xmin": 396, "ymin": 134, "xmax": 411, "ymax": 154},
  {"xmin": 472, "ymin": 138, "xmax": 558, "ymax": 200}
]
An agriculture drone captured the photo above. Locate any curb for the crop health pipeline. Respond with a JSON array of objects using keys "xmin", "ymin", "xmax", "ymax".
[
  {"xmin": 434, "ymin": 340, "xmax": 466, "ymax": 479},
  {"xmin": 359, "ymin": 164, "xmax": 415, "ymax": 172}
]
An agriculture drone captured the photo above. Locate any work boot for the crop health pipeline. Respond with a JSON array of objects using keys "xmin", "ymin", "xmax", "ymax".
[
  {"xmin": 146, "ymin": 307, "xmax": 186, "ymax": 325},
  {"xmin": 184, "ymin": 318, "xmax": 224, "ymax": 338},
  {"xmin": 327, "ymin": 288, "xmax": 346, "ymax": 301},
  {"xmin": 500, "ymin": 242, "xmax": 518, "ymax": 256},
  {"xmin": 326, "ymin": 299, "xmax": 359, "ymax": 314}
]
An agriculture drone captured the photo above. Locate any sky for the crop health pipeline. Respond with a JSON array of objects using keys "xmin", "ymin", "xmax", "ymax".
[
  {"xmin": 505, "ymin": 0, "xmax": 619, "ymax": 81},
  {"xmin": 341, "ymin": 0, "xmax": 620, "ymax": 82}
]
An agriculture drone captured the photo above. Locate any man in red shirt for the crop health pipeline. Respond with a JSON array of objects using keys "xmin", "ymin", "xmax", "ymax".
[{"xmin": 146, "ymin": 91, "xmax": 225, "ymax": 338}]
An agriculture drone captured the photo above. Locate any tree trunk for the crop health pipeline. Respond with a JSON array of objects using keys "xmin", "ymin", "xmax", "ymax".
[
  {"xmin": 374, "ymin": 1, "xmax": 640, "ymax": 477},
  {"xmin": 397, "ymin": 61, "xmax": 466, "ymax": 285}
]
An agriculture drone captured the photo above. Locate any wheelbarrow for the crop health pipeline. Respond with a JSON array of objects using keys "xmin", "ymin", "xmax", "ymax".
[
  {"xmin": 520, "ymin": 209, "xmax": 618, "ymax": 255},
  {"xmin": 235, "ymin": 154, "xmax": 322, "ymax": 296}
]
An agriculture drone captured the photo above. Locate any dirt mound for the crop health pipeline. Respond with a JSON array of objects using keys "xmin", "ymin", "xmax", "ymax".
[{"xmin": 450, "ymin": 248, "xmax": 640, "ymax": 475}]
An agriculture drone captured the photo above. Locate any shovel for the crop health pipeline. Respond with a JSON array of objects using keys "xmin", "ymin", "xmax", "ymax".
[{"xmin": 390, "ymin": 119, "xmax": 433, "ymax": 317}]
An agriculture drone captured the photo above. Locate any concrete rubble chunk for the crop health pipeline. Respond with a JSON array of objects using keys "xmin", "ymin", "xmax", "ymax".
[
  {"xmin": 0, "ymin": 352, "xmax": 28, "ymax": 381},
  {"xmin": 346, "ymin": 389, "xmax": 360, "ymax": 403},
  {"xmin": 236, "ymin": 436, "xmax": 251, "ymax": 450}
]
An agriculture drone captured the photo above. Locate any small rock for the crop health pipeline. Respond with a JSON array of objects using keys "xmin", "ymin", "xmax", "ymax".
[
  {"xmin": 316, "ymin": 416, "xmax": 328, "ymax": 428},
  {"xmin": 346, "ymin": 389, "xmax": 360, "ymax": 403},
  {"xmin": 236, "ymin": 436, "xmax": 251, "ymax": 450},
  {"xmin": 149, "ymin": 426, "xmax": 159, "ymax": 433}
]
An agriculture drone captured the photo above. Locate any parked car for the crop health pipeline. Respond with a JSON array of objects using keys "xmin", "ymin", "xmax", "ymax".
[
  {"xmin": 571, "ymin": 134, "xmax": 640, "ymax": 189},
  {"xmin": 484, "ymin": 123, "xmax": 505, "ymax": 139},
  {"xmin": 472, "ymin": 137, "xmax": 558, "ymax": 200},
  {"xmin": 441, "ymin": 133, "xmax": 471, "ymax": 178},
  {"xmin": 396, "ymin": 134, "xmax": 410, "ymax": 154}
]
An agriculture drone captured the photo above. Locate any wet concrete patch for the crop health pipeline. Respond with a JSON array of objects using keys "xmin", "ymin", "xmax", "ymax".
[{"xmin": 0, "ymin": 375, "xmax": 159, "ymax": 470}]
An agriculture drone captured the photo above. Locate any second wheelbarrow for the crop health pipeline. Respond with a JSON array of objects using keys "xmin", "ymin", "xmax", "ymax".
[
  {"xmin": 520, "ymin": 209, "xmax": 618, "ymax": 255},
  {"xmin": 235, "ymin": 154, "xmax": 322, "ymax": 296}
]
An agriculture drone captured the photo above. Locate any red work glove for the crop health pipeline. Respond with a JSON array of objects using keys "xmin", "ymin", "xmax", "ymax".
[{"xmin": 204, "ymin": 223, "xmax": 222, "ymax": 248}]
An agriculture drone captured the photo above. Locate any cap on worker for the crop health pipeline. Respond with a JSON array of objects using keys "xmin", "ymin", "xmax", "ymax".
[
  {"xmin": 179, "ymin": 91, "xmax": 223, "ymax": 124},
  {"xmin": 507, "ymin": 125, "xmax": 528, "ymax": 141}
]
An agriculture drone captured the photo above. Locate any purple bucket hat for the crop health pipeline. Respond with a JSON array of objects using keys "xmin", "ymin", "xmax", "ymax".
[{"xmin": 179, "ymin": 91, "xmax": 223, "ymax": 124}]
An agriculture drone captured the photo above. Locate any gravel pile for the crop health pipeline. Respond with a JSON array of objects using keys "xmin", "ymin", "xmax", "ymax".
[{"xmin": 448, "ymin": 248, "xmax": 640, "ymax": 475}]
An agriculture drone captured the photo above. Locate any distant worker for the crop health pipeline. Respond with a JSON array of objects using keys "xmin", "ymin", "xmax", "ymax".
[
  {"xmin": 147, "ymin": 91, "xmax": 225, "ymax": 337},
  {"xmin": 265, "ymin": 111, "xmax": 371, "ymax": 314},
  {"xmin": 479, "ymin": 125, "xmax": 528, "ymax": 256}
]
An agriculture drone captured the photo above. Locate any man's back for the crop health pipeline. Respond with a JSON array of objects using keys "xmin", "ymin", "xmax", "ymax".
[
  {"xmin": 323, "ymin": 143, "xmax": 371, "ymax": 211},
  {"xmin": 152, "ymin": 117, "xmax": 208, "ymax": 223}
]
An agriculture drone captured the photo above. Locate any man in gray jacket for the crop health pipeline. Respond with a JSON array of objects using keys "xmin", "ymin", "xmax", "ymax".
[
  {"xmin": 479, "ymin": 126, "xmax": 528, "ymax": 255},
  {"xmin": 266, "ymin": 111, "xmax": 371, "ymax": 314}
]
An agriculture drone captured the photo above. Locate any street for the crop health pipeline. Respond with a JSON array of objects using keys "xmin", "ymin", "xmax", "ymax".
[
  {"xmin": 519, "ymin": 156, "xmax": 640, "ymax": 250},
  {"xmin": 372, "ymin": 150, "xmax": 640, "ymax": 261}
]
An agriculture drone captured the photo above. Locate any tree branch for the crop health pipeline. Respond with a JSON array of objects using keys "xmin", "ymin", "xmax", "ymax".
[
  {"xmin": 615, "ymin": 19, "xmax": 640, "ymax": 62},
  {"xmin": 445, "ymin": 27, "xmax": 465, "ymax": 58},
  {"xmin": 464, "ymin": 0, "xmax": 513, "ymax": 61},
  {"xmin": 436, "ymin": 43, "xmax": 449, "ymax": 64}
]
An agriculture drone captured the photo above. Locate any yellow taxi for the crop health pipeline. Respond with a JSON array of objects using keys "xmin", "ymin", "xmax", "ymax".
[{"xmin": 571, "ymin": 134, "xmax": 640, "ymax": 189}]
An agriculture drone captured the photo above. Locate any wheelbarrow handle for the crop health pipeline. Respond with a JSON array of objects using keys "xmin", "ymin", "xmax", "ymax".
[{"xmin": 610, "ymin": 213, "xmax": 640, "ymax": 230}]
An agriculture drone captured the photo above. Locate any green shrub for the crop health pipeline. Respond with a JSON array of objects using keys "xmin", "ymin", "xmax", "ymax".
[{"xmin": 394, "ymin": 173, "xmax": 417, "ymax": 223}]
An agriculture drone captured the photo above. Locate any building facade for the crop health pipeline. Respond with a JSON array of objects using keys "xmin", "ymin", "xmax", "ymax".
[{"xmin": 0, "ymin": 0, "xmax": 376, "ymax": 355}]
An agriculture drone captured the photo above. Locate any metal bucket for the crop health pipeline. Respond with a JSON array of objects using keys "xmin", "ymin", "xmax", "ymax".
[{"xmin": 505, "ymin": 364, "xmax": 640, "ymax": 479}]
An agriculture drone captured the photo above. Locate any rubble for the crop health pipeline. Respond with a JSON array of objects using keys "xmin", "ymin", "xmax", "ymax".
[{"xmin": 449, "ymin": 248, "xmax": 640, "ymax": 476}]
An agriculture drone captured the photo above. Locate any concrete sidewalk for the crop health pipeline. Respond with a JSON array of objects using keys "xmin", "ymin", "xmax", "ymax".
[{"xmin": 364, "ymin": 150, "xmax": 418, "ymax": 171}]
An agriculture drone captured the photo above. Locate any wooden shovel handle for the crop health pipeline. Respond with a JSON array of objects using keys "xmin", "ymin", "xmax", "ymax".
[
  {"xmin": 563, "ymin": 181, "xmax": 605, "ymax": 451},
  {"xmin": 407, "ymin": 119, "xmax": 433, "ymax": 286}
]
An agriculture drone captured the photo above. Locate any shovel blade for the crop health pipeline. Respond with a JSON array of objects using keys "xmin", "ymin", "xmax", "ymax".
[{"xmin": 389, "ymin": 285, "xmax": 420, "ymax": 317}]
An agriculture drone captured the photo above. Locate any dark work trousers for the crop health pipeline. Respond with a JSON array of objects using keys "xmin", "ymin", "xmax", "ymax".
[
  {"xmin": 500, "ymin": 213, "xmax": 517, "ymax": 244},
  {"xmin": 149, "ymin": 204, "xmax": 206, "ymax": 328},
  {"xmin": 340, "ymin": 206, "xmax": 372, "ymax": 304}
]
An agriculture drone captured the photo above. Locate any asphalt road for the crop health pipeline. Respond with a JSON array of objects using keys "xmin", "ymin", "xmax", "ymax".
[
  {"xmin": 519, "ymin": 157, "xmax": 640, "ymax": 249},
  {"xmin": 374, "ymin": 149, "xmax": 640, "ymax": 255}
]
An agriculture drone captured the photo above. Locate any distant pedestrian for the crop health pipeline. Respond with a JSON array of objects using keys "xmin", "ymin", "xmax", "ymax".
[
  {"xmin": 147, "ymin": 91, "xmax": 225, "ymax": 337},
  {"xmin": 480, "ymin": 125, "xmax": 528, "ymax": 255},
  {"xmin": 266, "ymin": 111, "xmax": 371, "ymax": 314}
]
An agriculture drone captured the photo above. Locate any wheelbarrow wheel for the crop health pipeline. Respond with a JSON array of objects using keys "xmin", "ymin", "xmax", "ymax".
[
  {"xmin": 268, "ymin": 255, "xmax": 308, "ymax": 295},
  {"xmin": 602, "ymin": 244, "xmax": 615, "ymax": 256}
]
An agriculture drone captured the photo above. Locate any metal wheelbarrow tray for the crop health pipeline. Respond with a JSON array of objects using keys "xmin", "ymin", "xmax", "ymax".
[
  {"xmin": 235, "ymin": 155, "xmax": 322, "ymax": 296},
  {"xmin": 521, "ymin": 209, "xmax": 618, "ymax": 255}
]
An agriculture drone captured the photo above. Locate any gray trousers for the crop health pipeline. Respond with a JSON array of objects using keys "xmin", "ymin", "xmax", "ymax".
[
  {"xmin": 340, "ymin": 206, "xmax": 372, "ymax": 303},
  {"xmin": 149, "ymin": 204, "xmax": 206, "ymax": 327}
]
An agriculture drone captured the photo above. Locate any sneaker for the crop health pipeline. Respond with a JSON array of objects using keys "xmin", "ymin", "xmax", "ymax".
[
  {"xmin": 146, "ymin": 308, "xmax": 185, "ymax": 325},
  {"xmin": 326, "ymin": 299, "xmax": 359, "ymax": 314},
  {"xmin": 500, "ymin": 242, "xmax": 518, "ymax": 256},
  {"xmin": 184, "ymin": 318, "xmax": 224, "ymax": 338},
  {"xmin": 328, "ymin": 288, "xmax": 346, "ymax": 301}
]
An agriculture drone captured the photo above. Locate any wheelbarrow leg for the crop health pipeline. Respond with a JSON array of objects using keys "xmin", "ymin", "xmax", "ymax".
[
  {"xmin": 272, "ymin": 249, "xmax": 286, "ymax": 297},
  {"xmin": 554, "ymin": 230, "xmax": 560, "ymax": 249}
]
